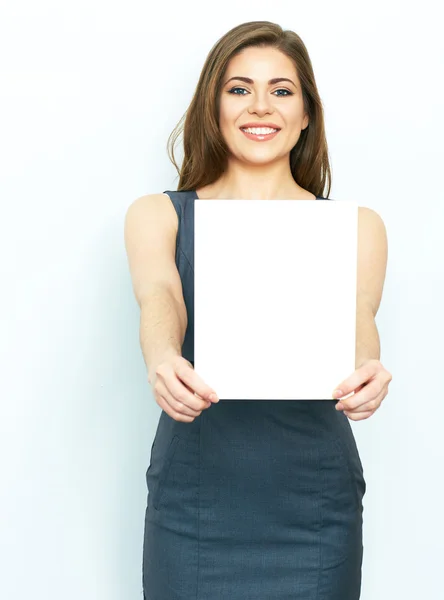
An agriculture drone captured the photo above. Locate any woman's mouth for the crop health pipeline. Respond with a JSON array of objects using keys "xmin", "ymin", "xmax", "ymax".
[{"xmin": 240, "ymin": 127, "xmax": 280, "ymax": 141}]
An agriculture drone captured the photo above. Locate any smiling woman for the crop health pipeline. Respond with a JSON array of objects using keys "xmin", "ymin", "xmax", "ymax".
[
  {"xmin": 130, "ymin": 20, "xmax": 376, "ymax": 600},
  {"xmin": 166, "ymin": 22, "xmax": 331, "ymax": 201}
]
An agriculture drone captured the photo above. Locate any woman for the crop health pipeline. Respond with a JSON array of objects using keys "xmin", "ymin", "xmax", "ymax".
[{"xmin": 124, "ymin": 20, "xmax": 392, "ymax": 600}]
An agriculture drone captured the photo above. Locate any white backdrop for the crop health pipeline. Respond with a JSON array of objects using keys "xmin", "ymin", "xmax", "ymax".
[{"xmin": 1, "ymin": 1, "xmax": 443, "ymax": 598}]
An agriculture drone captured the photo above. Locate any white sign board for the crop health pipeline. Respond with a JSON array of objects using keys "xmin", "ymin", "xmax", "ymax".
[{"xmin": 194, "ymin": 199, "xmax": 357, "ymax": 400}]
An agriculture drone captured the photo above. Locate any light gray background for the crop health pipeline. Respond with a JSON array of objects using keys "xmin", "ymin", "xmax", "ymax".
[{"xmin": 1, "ymin": 1, "xmax": 443, "ymax": 598}]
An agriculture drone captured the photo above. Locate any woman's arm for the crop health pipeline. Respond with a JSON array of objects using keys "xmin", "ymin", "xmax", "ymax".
[
  {"xmin": 331, "ymin": 206, "xmax": 391, "ymax": 419},
  {"xmin": 355, "ymin": 296, "xmax": 380, "ymax": 369},
  {"xmin": 355, "ymin": 206, "xmax": 388, "ymax": 368},
  {"xmin": 124, "ymin": 194, "xmax": 187, "ymax": 383}
]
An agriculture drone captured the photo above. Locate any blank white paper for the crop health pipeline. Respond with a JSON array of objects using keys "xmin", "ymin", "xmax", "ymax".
[{"xmin": 194, "ymin": 200, "xmax": 358, "ymax": 400}]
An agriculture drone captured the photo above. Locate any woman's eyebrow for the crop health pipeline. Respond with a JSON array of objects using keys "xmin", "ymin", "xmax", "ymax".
[{"xmin": 225, "ymin": 76, "xmax": 297, "ymax": 87}]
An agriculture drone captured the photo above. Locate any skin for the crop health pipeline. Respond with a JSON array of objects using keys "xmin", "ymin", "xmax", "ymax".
[
  {"xmin": 197, "ymin": 45, "xmax": 392, "ymax": 421},
  {"xmin": 333, "ymin": 207, "xmax": 392, "ymax": 421}
]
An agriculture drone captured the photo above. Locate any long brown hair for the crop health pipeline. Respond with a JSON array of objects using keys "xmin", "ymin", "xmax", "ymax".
[{"xmin": 166, "ymin": 21, "xmax": 332, "ymax": 198}]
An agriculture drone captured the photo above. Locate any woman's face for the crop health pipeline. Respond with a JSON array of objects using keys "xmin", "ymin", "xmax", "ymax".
[{"xmin": 218, "ymin": 46, "xmax": 309, "ymax": 165}]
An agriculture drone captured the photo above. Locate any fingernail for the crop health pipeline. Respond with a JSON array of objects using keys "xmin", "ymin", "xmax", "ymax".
[
  {"xmin": 335, "ymin": 402, "xmax": 344, "ymax": 411},
  {"xmin": 333, "ymin": 389, "xmax": 343, "ymax": 399},
  {"xmin": 210, "ymin": 393, "xmax": 219, "ymax": 402}
]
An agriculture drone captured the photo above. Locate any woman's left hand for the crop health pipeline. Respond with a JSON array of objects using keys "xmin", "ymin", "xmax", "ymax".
[{"xmin": 332, "ymin": 359, "xmax": 392, "ymax": 421}]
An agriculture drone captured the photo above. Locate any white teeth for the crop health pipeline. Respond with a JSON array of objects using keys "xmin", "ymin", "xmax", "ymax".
[{"xmin": 241, "ymin": 127, "xmax": 278, "ymax": 135}]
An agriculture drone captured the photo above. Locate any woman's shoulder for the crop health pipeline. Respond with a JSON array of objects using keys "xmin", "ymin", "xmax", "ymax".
[{"xmin": 127, "ymin": 192, "xmax": 180, "ymax": 234}]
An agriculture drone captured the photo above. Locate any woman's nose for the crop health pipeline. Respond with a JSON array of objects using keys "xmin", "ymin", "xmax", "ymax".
[{"xmin": 247, "ymin": 92, "xmax": 274, "ymax": 115}]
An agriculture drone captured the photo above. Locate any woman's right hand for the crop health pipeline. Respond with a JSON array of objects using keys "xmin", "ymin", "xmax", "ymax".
[{"xmin": 148, "ymin": 353, "xmax": 219, "ymax": 422}]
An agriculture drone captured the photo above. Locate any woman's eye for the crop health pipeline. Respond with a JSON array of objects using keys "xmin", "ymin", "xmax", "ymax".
[
  {"xmin": 228, "ymin": 87, "xmax": 248, "ymax": 95},
  {"xmin": 228, "ymin": 87, "xmax": 292, "ymax": 96}
]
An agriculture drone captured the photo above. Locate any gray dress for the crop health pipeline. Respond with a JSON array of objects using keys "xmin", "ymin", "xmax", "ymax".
[{"xmin": 142, "ymin": 189, "xmax": 366, "ymax": 600}]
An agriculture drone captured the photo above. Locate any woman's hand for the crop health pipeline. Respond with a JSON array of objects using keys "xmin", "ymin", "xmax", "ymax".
[
  {"xmin": 148, "ymin": 353, "xmax": 219, "ymax": 422},
  {"xmin": 332, "ymin": 359, "xmax": 392, "ymax": 421}
]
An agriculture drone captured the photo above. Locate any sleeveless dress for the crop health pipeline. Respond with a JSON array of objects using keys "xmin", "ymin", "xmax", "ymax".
[{"xmin": 142, "ymin": 189, "xmax": 366, "ymax": 600}]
